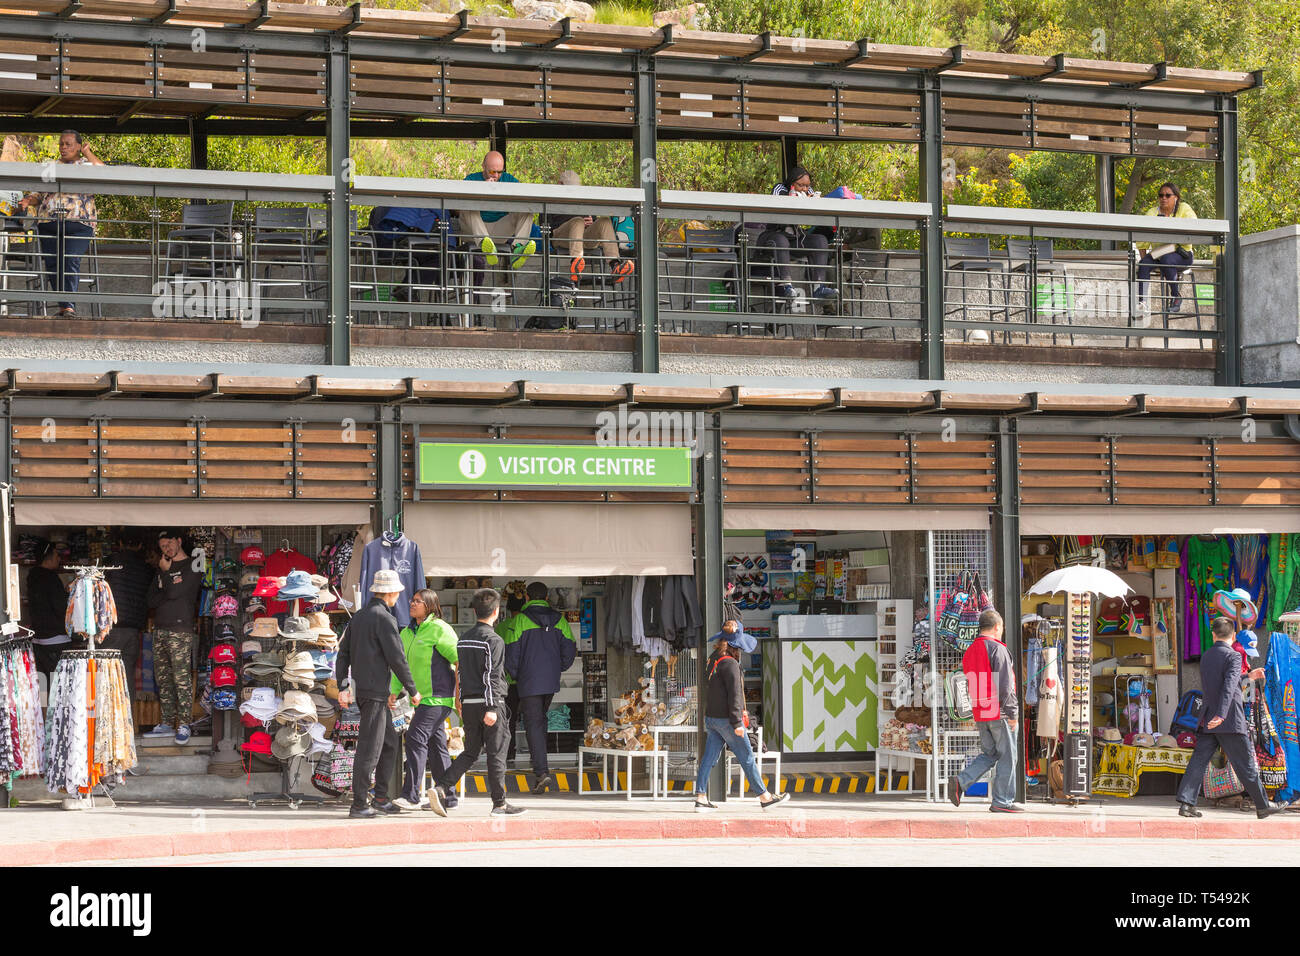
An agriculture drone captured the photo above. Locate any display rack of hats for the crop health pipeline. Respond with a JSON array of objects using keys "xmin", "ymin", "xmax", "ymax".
[{"xmin": 234, "ymin": 547, "xmax": 342, "ymax": 808}]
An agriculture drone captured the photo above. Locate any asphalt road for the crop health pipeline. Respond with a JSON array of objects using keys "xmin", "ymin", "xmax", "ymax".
[{"xmin": 62, "ymin": 838, "xmax": 1299, "ymax": 867}]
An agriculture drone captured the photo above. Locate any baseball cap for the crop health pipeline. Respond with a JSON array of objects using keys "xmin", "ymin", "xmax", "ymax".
[
  {"xmin": 241, "ymin": 546, "xmax": 266, "ymax": 567},
  {"xmin": 241, "ymin": 639, "xmax": 262, "ymax": 659},
  {"xmin": 211, "ymin": 665, "xmax": 238, "ymax": 688},
  {"xmin": 209, "ymin": 643, "xmax": 237, "ymax": 665},
  {"xmin": 253, "ymin": 576, "xmax": 284, "ymax": 598},
  {"xmin": 214, "ymin": 594, "xmax": 239, "ymax": 618}
]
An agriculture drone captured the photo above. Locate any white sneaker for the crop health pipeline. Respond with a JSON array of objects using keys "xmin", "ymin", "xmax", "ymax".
[
  {"xmin": 143, "ymin": 723, "xmax": 174, "ymax": 738},
  {"xmin": 174, "ymin": 725, "xmax": 192, "ymax": 745},
  {"xmin": 391, "ymin": 797, "xmax": 421, "ymax": 811}
]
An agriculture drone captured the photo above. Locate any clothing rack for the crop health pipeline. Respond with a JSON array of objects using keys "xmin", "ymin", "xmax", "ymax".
[
  {"xmin": 0, "ymin": 633, "xmax": 39, "ymax": 809},
  {"xmin": 50, "ymin": 647, "xmax": 132, "ymax": 808}
]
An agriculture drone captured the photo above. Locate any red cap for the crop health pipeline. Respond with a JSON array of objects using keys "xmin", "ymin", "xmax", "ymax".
[
  {"xmin": 241, "ymin": 731, "xmax": 273, "ymax": 755},
  {"xmin": 241, "ymin": 711, "xmax": 263, "ymax": 728},
  {"xmin": 211, "ymin": 665, "xmax": 238, "ymax": 688},
  {"xmin": 241, "ymin": 546, "xmax": 266, "ymax": 567},
  {"xmin": 252, "ymin": 576, "xmax": 284, "ymax": 597},
  {"xmin": 208, "ymin": 643, "xmax": 237, "ymax": 665},
  {"xmin": 1176, "ymin": 732, "xmax": 1197, "ymax": 748}
]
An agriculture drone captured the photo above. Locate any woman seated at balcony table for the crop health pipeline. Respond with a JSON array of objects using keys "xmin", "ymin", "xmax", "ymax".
[
  {"xmin": 371, "ymin": 205, "xmax": 450, "ymax": 303},
  {"xmin": 1136, "ymin": 181, "xmax": 1197, "ymax": 313},
  {"xmin": 17, "ymin": 129, "xmax": 104, "ymax": 317},
  {"xmin": 756, "ymin": 166, "xmax": 836, "ymax": 302}
]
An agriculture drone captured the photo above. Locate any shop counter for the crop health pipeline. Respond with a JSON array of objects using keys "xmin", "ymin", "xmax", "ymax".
[{"xmin": 1091, "ymin": 742, "xmax": 1191, "ymax": 797}]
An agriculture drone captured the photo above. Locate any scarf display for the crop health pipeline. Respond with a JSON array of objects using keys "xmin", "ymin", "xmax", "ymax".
[
  {"xmin": 0, "ymin": 640, "xmax": 43, "ymax": 780},
  {"xmin": 64, "ymin": 568, "xmax": 118, "ymax": 643},
  {"xmin": 44, "ymin": 651, "xmax": 136, "ymax": 795},
  {"xmin": 1182, "ymin": 536, "xmax": 1233, "ymax": 660}
]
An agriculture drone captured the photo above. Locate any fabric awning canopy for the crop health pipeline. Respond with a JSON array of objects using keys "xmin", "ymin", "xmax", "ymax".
[
  {"xmin": 1019, "ymin": 507, "xmax": 1300, "ymax": 536},
  {"xmin": 406, "ymin": 502, "xmax": 694, "ymax": 576},
  {"xmin": 14, "ymin": 499, "xmax": 372, "ymax": 527},
  {"xmin": 722, "ymin": 506, "xmax": 989, "ymax": 531}
]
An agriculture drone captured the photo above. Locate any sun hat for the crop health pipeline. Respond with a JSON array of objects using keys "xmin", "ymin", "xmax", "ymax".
[
  {"xmin": 209, "ymin": 643, "xmax": 237, "ymax": 664},
  {"xmin": 306, "ymin": 721, "xmax": 333, "ymax": 756},
  {"xmin": 210, "ymin": 688, "xmax": 237, "ymax": 710},
  {"xmin": 1211, "ymin": 588, "xmax": 1259, "ymax": 627},
  {"xmin": 239, "ymin": 686, "xmax": 278, "ymax": 715},
  {"xmin": 277, "ymin": 569, "xmax": 318, "ymax": 601},
  {"xmin": 241, "ymin": 730, "xmax": 274, "ymax": 755},
  {"xmin": 369, "ymin": 569, "xmax": 404, "ymax": 594},
  {"xmin": 241, "ymin": 711, "xmax": 265, "ymax": 728},
  {"xmin": 310, "ymin": 690, "xmax": 338, "ymax": 723},
  {"xmin": 214, "ymin": 594, "xmax": 239, "ymax": 618},
  {"xmin": 309, "ymin": 575, "xmax": 337, "ymax": 604},
  {"xmin": 276, "ymin": 689, "xmax": 317, "ymax": 725},
  {"xmin": 711, "ymin": 624, "xmax": 756, "ymax": 654},
  {"xmin": 241, "ymin": 546, "xmax": 266, "ymax": 567},
  {"xmin": 251, "ymin": 617, "xmax": 280, "ymax": 638},
  {"xmin": 278, "ymin": 616, "xmax": 315, "ymax": 641},
  {"xmin": 281, "ymin": 651, "xmax": 318, "ymax": 689},
  {"xmin": 309, "ymin": 573, "xmax": 328, "ymax": 590},
  {"xmin": 241, "ymin": 639, "xmax": 262, "ymax": 659},
  {"xmin": 308, "ymin": 648, "xmax": 334, "ymax": 679},
  {"xmin": 306, "ymin": 611, "xmax": 332, "ymax": 630},
  {"xmin": 308, "ymin": 624, "xmax": 339, "ymax": 650},
  {"xmin": 211, "ymin": 664, "xmax": 238, "ymax": 688},
  {"xmin": 1099, "ymin": 727, "xmax": 1122, "ymax": 742},
  {"xmin": 1237, "ymin": 629, "xmax": 1260, "ymax": 659},
  {"xmin": 253, "ymin": 576, "xmax": 284, "ymax": 598},
  {"xmin": 271, "ymin": 725, "xmax": 313, "ymax": 760}
]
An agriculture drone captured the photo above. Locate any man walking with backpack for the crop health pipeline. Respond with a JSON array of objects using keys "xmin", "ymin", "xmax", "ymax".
[
  {"xmin": 949, "ymin": 609, "xmax": 1024, "ymax": 812},
  {"xmin": 500, "ymin": 582, "xmax": 577, "ymax": 793}
]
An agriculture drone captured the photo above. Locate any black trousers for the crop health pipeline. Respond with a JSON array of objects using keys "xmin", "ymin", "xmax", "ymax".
[
  {"xmin": 99, "ymin": 627, "xmax": 141, "ymax": 700},
  {"xmin": 1176, "ymin": 729, "xmax": 1270, "ymax": 811},
  {"xmin": 401, "ymin": 703, "xmax": 452, "ymax": 803},
  {"xmin": 438, "ymin": 702, "xmax": 511, "ymax": 807},
  {"xmin": 506, "ymin": 683, "xmax": 521, "ymax": 760},
  {"xmin": 757, "ymin": 229, "xmax": 829, "ymax": 285},
  {"xmin": 352, "ymin": 696, "xmax": 399, "ymax": 809},
  {"xmin": 520, "ymin": 692, "xmax": 555, "ymax": 775}
]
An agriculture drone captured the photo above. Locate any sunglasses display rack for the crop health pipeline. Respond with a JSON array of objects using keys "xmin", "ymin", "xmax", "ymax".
[{"xmin": 1061, "ymin": 591, "xmax": 1092, "ymax": 801}]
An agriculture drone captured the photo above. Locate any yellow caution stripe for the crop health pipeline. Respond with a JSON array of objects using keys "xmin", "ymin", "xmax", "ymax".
[{"xmin": 458, "ymin": 771, "xmax": 900, "ymax": 795}]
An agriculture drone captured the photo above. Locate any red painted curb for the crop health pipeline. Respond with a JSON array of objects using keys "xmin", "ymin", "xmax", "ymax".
[{"xmin": 3, "ymin": 811, "xmax": 1290, "ymax": 865}]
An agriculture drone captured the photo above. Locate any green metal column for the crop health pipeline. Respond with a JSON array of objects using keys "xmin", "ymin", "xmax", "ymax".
[
  {"xmin": 1216, "ymin": 95, "xmax": 1241, "ymax": 387},
  {"xmin": 699, "ymin": 413, "xmax": 725, "ymax": 799},
  {"xmin": 633, "ymin": 54, "xmax": 660, "ymax": 373},
  {"xmin": 326, "ymin": 38, "xmax": 351, "ymax": 366},
  {"xmin": 918, "ymin": 73, "xmax": 944, "ymax": 381},
  {"xmin": 993, "ymin": 416, "xmax": 1024, "ymax": 803}
]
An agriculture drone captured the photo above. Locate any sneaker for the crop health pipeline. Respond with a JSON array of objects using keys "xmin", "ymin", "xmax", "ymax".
[
  {"xmin": 1178, "ymin": 803, "xmax": 1203, "ymax": 818},
  {"xmin": 349, "ymin": 805, "xmax": 377, "ymax": 819},
  {"xmin": 491, "ymin": 802, "xmax": 527, "ymax": 816},
  {"xmin": 947, "ymin": 775, "xmax": 963, "ymax": 807},
  {"xmin": 694, "ymin": 797, "xmax": 718, "ymax": 813},
  {"xmin": 990, "ymin": 803, "xmax": 1027, "ymax": 813},
  {"xmin": 373, "ymin": 799, "xmax": 401, "ymax": 814},
  {"xmin": 479, "ymin": 236, "xmax": 498, "ymax": 267},
  {"xmin": 570, "ymin": 255, "xmax": 585, "ymax": 283},
  {"xmin": 775, "ymin": 283, "xmax": 795, "ymax": 298},
  {"xmin": 812, "ymin": 284, "xmax": 837, "ymax": 299},
  {"xmin": 760, "ymin": 791, "xmax": 790, "ymax": 809},
  {"xmin": 531, "ymin": 773, "xmax": 554, "ymax": 795},
  {"xmin": 392, "ymin": 797, "xmax": 421, "ymax": 811},
  {"xmin": 611, "ymin": 258, "xmax": 636, "ymax": 284},
  {"xmin": 173, "ymin": 725, "xmax": 191, "ymax": 745},
  {"xmin": 144, "ymin": 723, "xmax": 174, "ymax": 738},
  {"xmin": 1169, "ymin": 297, "xmax": 1183, "ymax": 314},
  {"xmin": 443, "ymin": 796, "xmax": 459, "ymax": 811},
  {"xmin": 426, "ymin": 786, "xmax": 448, "ymax": 818},
  {"xmin": 511, "ymin": 239, "xmax": 536, "ymax": 270}
]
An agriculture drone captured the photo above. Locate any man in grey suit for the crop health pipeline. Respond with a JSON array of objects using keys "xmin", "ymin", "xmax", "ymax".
[{"xmin": 1176, "ymin": 616, "xmax": 1291, "ymax": 819}]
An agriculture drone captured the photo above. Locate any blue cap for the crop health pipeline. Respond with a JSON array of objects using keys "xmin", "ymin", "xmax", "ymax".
[
  {"xmin": 714, "ymin": 625, "xmax": 757, "ymax": 655},
  {"xmin": 1238, "ymin": 629, "xmax": 1259, "ymax": 659}
]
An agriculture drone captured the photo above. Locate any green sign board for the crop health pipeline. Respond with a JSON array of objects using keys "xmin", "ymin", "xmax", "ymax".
[{"xmin": 417, "ymin": 442, "xmax": 693, "ymax": 489}]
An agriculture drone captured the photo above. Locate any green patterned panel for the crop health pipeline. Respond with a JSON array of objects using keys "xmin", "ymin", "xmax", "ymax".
[
  {"xmin": 761, "ymin": 640, "xmax": 780, "ymax": 752},
  {"xmin": 781, "ymin": 641, "xmax": 877, "ymax": 753}
]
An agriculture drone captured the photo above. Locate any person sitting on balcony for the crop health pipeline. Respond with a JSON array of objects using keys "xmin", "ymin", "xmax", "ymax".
[
  {"xmin": 1136, "ymin": 181, "xmax": 1197, "ymax": 313},
  {"xmin": 458, "ymin": 151, "xmax": 536, "ymax": 272},
  {"xmin": 546, "ymin": 170, "xmax": 635, "ymax": 295},
  {"xmin": 18, "ymin": 130, "xmax": 105, "ymax": 317},
  {"xmin": 371, "ymin": 205, "xmax": 450, "ymax": 302},
  {"xmin": 757, "ymin": 165, "xmax": 835, "ymax": 302}
]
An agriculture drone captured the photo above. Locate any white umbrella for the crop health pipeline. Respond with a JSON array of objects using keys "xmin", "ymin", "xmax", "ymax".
[{"xmin": 1026, "ymin": 565, "xmax": 1133, "ymax": 598}]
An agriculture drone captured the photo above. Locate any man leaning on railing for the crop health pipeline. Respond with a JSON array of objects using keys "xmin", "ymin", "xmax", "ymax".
[{"xmin": 18, "ymin": 129, "xmax": 104, "ymax": 318}]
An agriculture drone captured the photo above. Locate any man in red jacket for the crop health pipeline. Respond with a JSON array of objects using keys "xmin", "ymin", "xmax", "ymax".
[{"xmin": 949, "ymin": 609, "xmax": 1024, "ymax": 812}]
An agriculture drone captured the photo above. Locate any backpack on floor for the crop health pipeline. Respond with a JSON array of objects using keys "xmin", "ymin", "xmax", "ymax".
[{"xmin": 1169, "ymin": 690, "xmax": 1203, "ymax": 735}]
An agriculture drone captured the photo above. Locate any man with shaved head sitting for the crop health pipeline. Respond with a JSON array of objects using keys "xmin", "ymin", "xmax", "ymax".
[{"xmin": 459, "ymin": 150, "xmax": 536, "ymax": 271}]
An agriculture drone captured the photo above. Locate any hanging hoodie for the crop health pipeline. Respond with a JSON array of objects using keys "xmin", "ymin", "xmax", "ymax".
[{"xmin": 359, "ymin": 532, "xmax": 424, "ymax": 628}]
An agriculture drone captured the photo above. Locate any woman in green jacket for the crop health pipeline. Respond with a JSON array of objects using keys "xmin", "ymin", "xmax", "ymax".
[{"xmin": 392, "ymin": 589, "xmax": 460, "ymax": 810}]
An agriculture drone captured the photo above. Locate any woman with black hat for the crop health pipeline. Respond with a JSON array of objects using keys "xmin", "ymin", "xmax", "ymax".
[{"xmin": 694, "ymin": 620, "xmax": 790, "ymax": 812}]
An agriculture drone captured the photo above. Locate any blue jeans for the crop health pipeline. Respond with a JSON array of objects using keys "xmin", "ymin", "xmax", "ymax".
[
  {"xmin": 696, "ymin": 715, "xmax": 767, "ymax": 797},
  {"xmin": 36, "ymin": 219, "xmax": 94, "ymax": 311},
  {"xmin": 956, "ymin": 718, "xmax": 1018, "ymax": 808},
  {"xmin": 1137, "ymin": 248, "xmax": 1194, "ymax": 303}
]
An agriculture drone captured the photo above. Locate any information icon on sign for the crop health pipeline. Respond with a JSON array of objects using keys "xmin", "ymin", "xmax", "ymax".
[{"xmin": 458, "ymin": 449, "xmax": 487, "ymax": 479}]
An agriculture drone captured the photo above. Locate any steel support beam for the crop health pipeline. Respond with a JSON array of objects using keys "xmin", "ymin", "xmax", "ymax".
[
  {"xmin": 780, "ymin": 137, "xmax": 798, "ymax": 182},
  {"xmin": 326, "ymin": 39, "xmax": 351, "ymax": 366},
  {"xmin": 1217, "ymin": 95, "xmax": 1241, "ymax": 388},
  {"xmin": 188, "ymin": 121, "xmax": 208, "ymax": 171},
  {"xmin": 918, "ymin": 73, "xmax": 945, "ymax": 381},
  {"xmin": 1096, "ymin": 154, "xmax": 1115, "ymax": 251},
  {"xmin": 992, "ymin": 416, "xmax": 1023, "ymax": 803},
  {"xmin": 699, "ymin": 414, "xmax": 725, "ymax": 800},
  {"xmin": 376, "ymin": 405, "xmax": 403, "ymax": 531},
  {"xmin": 633, "ymin": 55, "xmax": 660, "ymax": 373}
]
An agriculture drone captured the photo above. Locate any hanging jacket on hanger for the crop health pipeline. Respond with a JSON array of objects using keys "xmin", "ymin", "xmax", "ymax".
[{"xmin": 359, "ymin": 532, "xmax": 424, "ymax": 628}]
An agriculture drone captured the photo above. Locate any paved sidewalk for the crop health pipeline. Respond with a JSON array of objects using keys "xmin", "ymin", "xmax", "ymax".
[{"xmin": 3, "ymin": 790, "xmax": 1297, "ymax": 865}]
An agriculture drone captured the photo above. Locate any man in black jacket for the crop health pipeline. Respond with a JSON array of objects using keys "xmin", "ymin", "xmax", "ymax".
[
  {"xmin": 1176, "ymin": 616, "xmax": 1290, "ymax": 819},
  {"xmin": 428, "ymin": 588, "xmax": 525, "ymax": 817},
  {"xmin": 102, "ymin": 530, "xmax": 153, "ymax": 700},
  {"xmin": 337, "ymin": 569, "xmax": 420, "ymax": 819}
]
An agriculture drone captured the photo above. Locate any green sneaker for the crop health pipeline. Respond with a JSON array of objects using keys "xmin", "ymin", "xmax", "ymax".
[
  {"xmin": 511, "ymin": 239, "xmax": 536, "ymax": 270},
  {"xmin": 479, "ymin": 236, "xmax": 498, "ymax": 267}
]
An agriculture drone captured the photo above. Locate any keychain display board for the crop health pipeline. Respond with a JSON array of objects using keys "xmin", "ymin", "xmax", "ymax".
[{"xmin": 1064, "ymin": 591, "xmax": 1092, "ymax": 796}]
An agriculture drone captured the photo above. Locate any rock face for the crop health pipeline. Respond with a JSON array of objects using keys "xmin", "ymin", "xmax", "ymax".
[
  {"xmin": 652, "ymin": 3, "xmax": 709, "ymax": 29},
  {"xmin": 511, "ymin": 0, "xmax": 595, "ymax": 21}
]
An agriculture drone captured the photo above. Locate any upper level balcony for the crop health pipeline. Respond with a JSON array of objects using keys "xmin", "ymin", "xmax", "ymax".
[{"xmin": 0, "ymin": 0, "xmax": 1262, "ymax": 386}]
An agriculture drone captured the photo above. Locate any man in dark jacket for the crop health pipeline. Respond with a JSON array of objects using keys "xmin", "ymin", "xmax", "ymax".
[
  {"xmin": 26, "ymin": 541, "xmax": 70, "ymax": 679},
  {"xmin": 337, "ymin": 569, "xmax": 420, "ymax": 819},
  {"xmin": 429, "ymin": 588, "xmax": 525, "ymax": 817},
  {"xmin": 102, "ymin": 530, "xmax": 153, "ymax": 699},
  {"xmin": 1176, "ymin": 616, "xmax": 1291, "ymax": 819},
  {"xmin": 146, "ymin": 529, "xmax": 204, "ymax": 745},
  {"xmin": 500, "ymin": 581, "xmax": 576, "ymax": 793},
  {"xmin": 949, "ymin": 608, "xmax": 1023, "ymax": 812}
]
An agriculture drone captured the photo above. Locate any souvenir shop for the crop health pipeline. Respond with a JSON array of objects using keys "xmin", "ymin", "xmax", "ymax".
[{"xmin": 1014, "ymin": 509, "xmax": 1300, "ymax": 807}]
